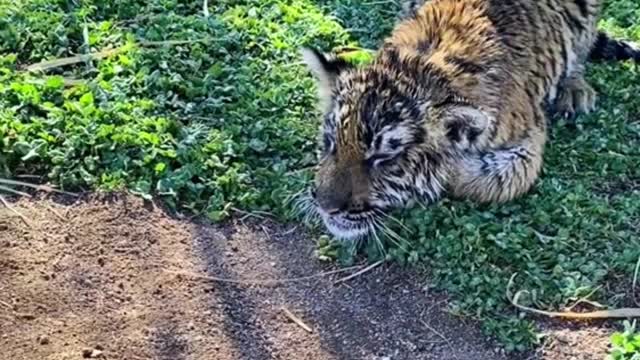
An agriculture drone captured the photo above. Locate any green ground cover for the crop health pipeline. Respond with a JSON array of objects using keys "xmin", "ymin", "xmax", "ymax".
[{"xmin": 1, "ymin": 0, "xmax": 638, "ymax": 352}]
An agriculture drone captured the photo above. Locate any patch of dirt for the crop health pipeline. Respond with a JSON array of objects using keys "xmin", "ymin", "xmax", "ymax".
[
  {"xmin": 0, "ymin": 193, "xmax": 612, "ymax": 359},
  {"xmin": 536, "ymin": 325, "xmax": 611, "ymax": 360}
]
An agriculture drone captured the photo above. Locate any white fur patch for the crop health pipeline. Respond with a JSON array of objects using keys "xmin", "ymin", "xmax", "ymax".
[
  {"xmin": 319, "ymin": 210, "xmax": 370, "ymax": 240},
  {"xmin": 300, "ymin": 48, "xmax": 326, "ymax": 80},
  {"xmin": 301, "ymin": 48, "xmax": 333, "ymax": 109}
]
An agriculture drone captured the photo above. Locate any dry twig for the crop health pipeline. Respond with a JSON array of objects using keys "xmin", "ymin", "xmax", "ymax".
[
  {"xmin": 139, "ymin": 39, "xmax": 207, "ymax": 46},
  {"xmin": 0, "ymin": 300, "xmax": 12, "ymax": 309},
  {"xmin": 63, "ymin": 78, "xmax": 85, "ymax": 87},
  {"xmin": 508, "ymin": 274, "xmax": 640, "ymax": 319},
  {"xmin": 420, "ymin": 320, "xmax": 448, "ymax": 343},
  {"xmin": 281, "ymin": 307, "xmax": 313, "ymax": 333},
  {"xmin": 230, "ymin": 207, "xmax": 274, "ymax": 221},
  {"xmin": 0, "ymin": 185, "xmax": 31, "ymax": 198},
  {"xmin": 165, "ymin": 264, "xmax": 364, "ymax": 286},
  {"xmin": 45, "ymin": 204, "xmax": 66, "ymax": 221},
  {"xmin": 563, "ymin": 286, "xmax": 604, "ymax": 312},
  {"xmin": 0, "ymin": 196, "xmax": 30, "ymax": 227},
  {"xmin": 23, "ymin": 40, "xmax": 213, "ymax": 73},
  {"xmin": 24, "ymin": 48, "xmax": 121, "ymax": 72},
  {"xmin": 333, "ymin": 260, "xmax": 384, "ymax": 285},
  {"xmin": 14, "ymin": 312, "xmax": 36, "ymax": 320},
  {"xmin": 634, "ymin": 254, "xmax": 640, "ymax": 307},
  {"xmin": 279, "ymin": 226, "xmax": 298, "ymax": 236},
  {"xmin": 420, "ymin": 320, "xmax": 458, "ymax": 360},
  {"xmin": 0, "ymin": 178, "xmax": 77, "ymax": 196}
]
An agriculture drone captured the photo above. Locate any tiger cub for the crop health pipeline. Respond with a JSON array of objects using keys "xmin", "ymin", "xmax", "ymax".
[{"xmin": 300, "ymin": 0, "xmax": 640, "ymax": 240}]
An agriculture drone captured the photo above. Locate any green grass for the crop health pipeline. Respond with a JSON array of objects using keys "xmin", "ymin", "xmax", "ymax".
[
  {"xmin": 0, "ymin": 0, "xmax": 639, "ymax": 353},
  {"xmin": 608, "ymin": 321, "xmax": 640, "ymax": 360}
]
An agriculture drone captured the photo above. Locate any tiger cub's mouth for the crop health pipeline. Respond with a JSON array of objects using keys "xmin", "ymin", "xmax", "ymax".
[{"xmin": 318, "ymin": 209, "xmax": 374, "ymax": 241}]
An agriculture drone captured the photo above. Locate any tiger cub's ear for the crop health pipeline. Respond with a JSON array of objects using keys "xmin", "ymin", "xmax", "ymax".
[{"xmin": 301, "ymin": 47, "xmax": 353, "ymax": 108}]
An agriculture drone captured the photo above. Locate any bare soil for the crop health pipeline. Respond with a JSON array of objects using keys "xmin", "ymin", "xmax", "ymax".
[{"xmin": 0, "ymin": 193, "xmax": 612, "ymax": 359}]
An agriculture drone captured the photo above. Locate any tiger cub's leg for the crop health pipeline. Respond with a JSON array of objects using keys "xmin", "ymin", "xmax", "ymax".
[
  {"xmin": 449, "ymin": 113, "xmax": 546, "ymax": 203},
  {"xmin": 554, "ymin": 24, "xmax": 600, "ymax": 123},
  {"xmin": 554, "ymin": 71, "xmax": 597, "ymax": 123}
]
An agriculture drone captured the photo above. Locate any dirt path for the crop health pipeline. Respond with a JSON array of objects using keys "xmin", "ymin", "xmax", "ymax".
[{"xmin": 0, "ymin": 194, "xmax": 610, "ymax": 359}]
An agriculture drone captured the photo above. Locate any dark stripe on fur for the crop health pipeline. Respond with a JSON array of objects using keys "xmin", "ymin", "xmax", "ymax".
[
  {"xmin": 445, "ymin": 55, "xmax": 485, "ymax": 74},
  {"xmin": 574, "ymin": 0, "xmax": 589, "ymax": 17},
  {"xmin": 560, "ymin": 8, "xmax": 586, "ymax": 32}
]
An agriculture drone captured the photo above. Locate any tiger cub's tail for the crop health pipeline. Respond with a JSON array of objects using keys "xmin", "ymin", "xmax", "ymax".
[{"xmin": 589, "ymin": 31, "xmax": 640, "ymax": 62}]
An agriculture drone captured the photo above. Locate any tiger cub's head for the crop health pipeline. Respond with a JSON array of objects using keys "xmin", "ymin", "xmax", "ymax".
[{"xmin": 300, "ymin": 47, "xmax": 489, "ymax": 240}]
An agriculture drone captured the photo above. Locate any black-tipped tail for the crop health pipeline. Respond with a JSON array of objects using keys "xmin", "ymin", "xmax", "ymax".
[{"xmin": 589, "ymin": 31, "xmax": 640, "ymax": 62}]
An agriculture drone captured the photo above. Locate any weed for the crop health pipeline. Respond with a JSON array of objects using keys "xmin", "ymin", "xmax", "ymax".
[{"xmin": 608, "ymin": 321, "xmax": 640, "ymax": 360}]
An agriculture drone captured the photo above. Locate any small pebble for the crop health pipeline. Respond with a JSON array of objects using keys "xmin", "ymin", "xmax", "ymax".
[
  {"xmin": 81, "ymin": 349, "xmax": 103, "ymax": 358},
  {"xmin": 37, "ymin": 335, "xmax": 49, "ymax": 345}
]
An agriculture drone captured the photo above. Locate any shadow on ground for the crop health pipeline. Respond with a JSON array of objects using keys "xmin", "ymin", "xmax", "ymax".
[{"xmin": 0, "ymin": 193, "xmax": 610, "ymax": 360}]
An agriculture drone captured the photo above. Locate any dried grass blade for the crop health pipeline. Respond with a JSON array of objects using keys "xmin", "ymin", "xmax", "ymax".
[
  {"xmin": 507, "ymin": 273, "xmax": 640, "ymax": 320},
  {"xmin": 24, "ymin": 48, "xmax": 121, "ymax": 72},
  {"xmin": 0, "ymin": 178, "xmax": 77, "ymax": 196},
  {"xmin": 0, "ymin": 185, "xmax": 32, "ymax": 198},
  {"xmin": 0, "ymin": 196, "xmax": 31, "ymax": 227},
  {"xmin": 511, "ymin": 290, "xmax": 640, "ymax": 319}
]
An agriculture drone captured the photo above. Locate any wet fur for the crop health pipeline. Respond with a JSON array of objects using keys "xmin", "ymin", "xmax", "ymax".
[{"xmin": 301, "ymin": 0, "xmax": 640, "ymax": 240}]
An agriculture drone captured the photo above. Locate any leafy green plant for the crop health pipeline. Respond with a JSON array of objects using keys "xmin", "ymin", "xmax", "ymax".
[
  {"xmin": 0, "ymin": 0, "xmax": 639, "ymax": 353},
  {"xmin": 315, "ymin": 235, "xmax": 340, "ymax": 262},
  {"xmin": 608, "ymin": 321, "xmax": 640, "ymax": 360},
  {"xmin": 0, "ymin": 0, "xmax": 355, "ymax": 219}
]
